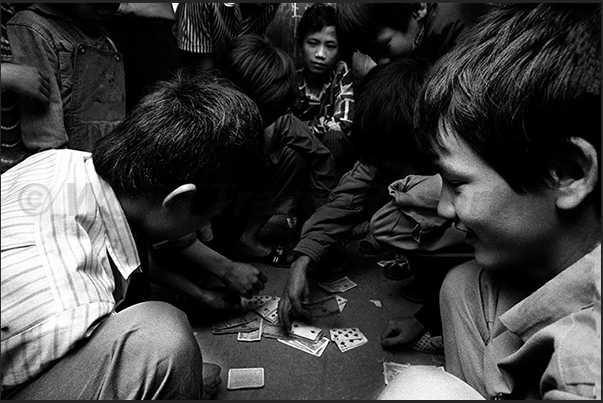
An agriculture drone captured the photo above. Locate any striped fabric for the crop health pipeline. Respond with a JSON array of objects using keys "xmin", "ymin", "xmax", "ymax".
[
  {"xmin": 1, "ymin": 150, "xmax": 140, "ymax": 389},
  {"xmin": 174, "ymin": 3, "xmax": 279, "ymax": 57}
]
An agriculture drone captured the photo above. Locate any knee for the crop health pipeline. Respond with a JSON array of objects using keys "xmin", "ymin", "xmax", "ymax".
[{"xmin": 122, "ymin": 301, "xmax": 202, "ymax": 363}]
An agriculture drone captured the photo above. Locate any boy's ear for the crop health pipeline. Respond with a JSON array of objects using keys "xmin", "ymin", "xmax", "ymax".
[
  {"xmin": 554, "ymin": 137, "xmax": 599, "ymax": 211},
  {"xmin": 162, "ymin": 183, "xmax": 197, "ymax": 210},
  {"xmin": 414, "ymin": 4, "xmax": 429, "ymax": 22}
]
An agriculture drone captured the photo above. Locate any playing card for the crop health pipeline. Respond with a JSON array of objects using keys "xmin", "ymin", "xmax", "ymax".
[
  {"xmin": 278, "ymin": 336, "xmax": 330, "ymax": 357},
  {"xmin": 382, "ymin": 362, "xmax": 411, "ymax": 385},
  {"xmin": 211, "ymin": 310, "xmax": 258, "ymax": 331},
  {"xmin": 334, "ymin": 333, "xmax": 368, "ymax": 352},
  {"xmin": 254, "ymin": 296, "xmax": 280, "ymax": 324},
  {"xmin": 290, "ymin": 321, "xmax": 323, "ymax": 341},
  {"xmin": 227, "ymin": 367, "xmax": 265, "ymax": 390},
  {"xmin": 237, "ymin": 319, "xmax": 263, "ymax": 341},
  {"xmin": 241, "ymin": 295, "xmax": 273, "ymax": 310},
  {"xmin": 335, "ymin": 295, "xmax": 348, "ymax": 312},
  {"xmin": 317, "ymin": 276, "xmax": 357, "ymax": 293},
  {"xmin": 262, "ymin": 323, "xmax": 294, "ymax": 340},
  {"xmin": 382, "ymin": 363, "xmax": 444, "ymax": 385},
  {"xmin": 302, "ymin": 295, "xmax": 341, "ymax": 318},
  {"xmin": 329, "ymin": 327, "xmax": 364, "ymax": 342},
  {"xmin": 213, "ymin": 316, "xmax": 262, "ymax": 335}
]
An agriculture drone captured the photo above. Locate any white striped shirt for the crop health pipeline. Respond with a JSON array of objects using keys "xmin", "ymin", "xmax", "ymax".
[
  {"xmin": 1, "ymin": 150, "xmax": 140, "ymax": 389},
  {"xmin": 174, "ymin": 3, "xmax": 279, "ymax": 57}
]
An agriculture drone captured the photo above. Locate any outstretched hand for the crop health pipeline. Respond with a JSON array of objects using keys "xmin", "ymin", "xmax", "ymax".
[
  {"xmin": 220, "ymin": 262, "xmax": 267, "ymax": 299},
  {"xmin": 278, "ymin": 255, "xmax": 312, "ymax": 330}
]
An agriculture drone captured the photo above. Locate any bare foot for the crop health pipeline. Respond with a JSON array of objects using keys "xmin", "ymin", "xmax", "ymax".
[{"xmin": 202, "ymin": 362, "xmax": 222, "ymax": 399}]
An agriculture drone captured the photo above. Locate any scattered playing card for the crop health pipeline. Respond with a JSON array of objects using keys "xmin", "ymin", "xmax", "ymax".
[
  {"xmin": 335, "ymin": 295, "xmax": 348, "ymax": 312},
  {"xmin": 329, "ymin": 327, "xmax": 363, "ymax": 342},
  {"xmin": 369, "ymin": 299, "xmax": 382, "ymax": 308},
  {"xmin": 237, "ymin": 319, "xmax": 263, "ymax": 342},
  {"xmin": 317, "ymin": 276, "xmax": 357, "ymax": 293},
  {"xmin": 241, "ymin": 295, "xmax": 273, "ymax": 310},
  {"xmin": 334, "ymin": 334, "xmax": 368, "ymax": 352},
  {"xmin": 382, "ymin": 363, "xmax": 444, "ymax": 385},
  {"xmin": 302, "ymin": 295, "xmax": 341, "ymax": 318},
  {"xmin": 278, "ymin": 336, "xmax": 330, "ymax": 357},
  {"xmin": 213, "ymin": 316, "xmax": 262, "ymax": 335},
  {"xmin": 329, "ymin": 327, "xmax": 368, "ymax": 352},
  {"xmin": 262, "ymin": 323, "xmax": 294, "ymax": 340},
  {"xmin": 382, "ymin": 362, "xmax": 411, "ymax": 385},
  {"xmin": 227, "ymin": 367, "xmax": 265, "ymax": 390},
  {"xmin": 211, "ymin": 311, "xmax": 258, "ymax": 331},
  {"xmin": 290, "ymin": 321, "xmax": 323, "ymax": 341},
  {"xmin": 254, "ymin": 296, "xmax": 280, "ymax": 324}
]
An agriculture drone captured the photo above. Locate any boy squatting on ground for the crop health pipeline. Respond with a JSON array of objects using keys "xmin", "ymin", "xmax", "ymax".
[
  {"xmin": 378, "ymin": 3, "xmax": 600, "ymax": 400},
  {"xmin": 1, "ymin": 73, "xmax": 267, "ymax": 399}
]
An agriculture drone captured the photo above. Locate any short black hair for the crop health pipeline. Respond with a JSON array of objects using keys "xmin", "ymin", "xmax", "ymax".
[
  {"xmin": 335, "ymin": 3, "xmax": 420, "ymax": 54},
  {"xmin": 297, "ymin": 3, "xmax": 352, "ymax": 63},
  {"xmin": 93, "ymin": 71, "xmax": 265, "ymax": 213},
  {"xmin": 416, "ymin": 3, "xmax": 601, "ymax": 212},
  {"xmin": 216, "ymin": 34, "xmax": 297, "ymax": 128},
  {"xmin": 352, "ymin": 53, "xmax": 432, "ymax": 171}
]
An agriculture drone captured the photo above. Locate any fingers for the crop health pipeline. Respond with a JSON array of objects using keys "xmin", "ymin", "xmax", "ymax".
[
  {"xmin": 201, "ymin": 363, "xmax": 222, "ymax": 399},
  {"xmin": 278, "ymin": 297, "xmax": 292, "ymax": 331}
]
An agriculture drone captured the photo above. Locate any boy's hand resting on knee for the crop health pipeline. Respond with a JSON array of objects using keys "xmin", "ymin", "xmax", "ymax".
[
  {"xmin": 202, "ymin": 362, "xmax": 222, "ymax": 399},
  {"xmin": 380, "ymin": 315, "xmax": 426, "ymax": 348}
]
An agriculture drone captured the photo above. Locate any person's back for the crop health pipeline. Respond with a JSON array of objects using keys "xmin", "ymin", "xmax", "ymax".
[
  {"xmin": 7, "ymin": 3, "xmax": 125, "ymax": 153},
  {"xmin": 1, "ymin": 72, "xmax": 265, "ymax": 399}
]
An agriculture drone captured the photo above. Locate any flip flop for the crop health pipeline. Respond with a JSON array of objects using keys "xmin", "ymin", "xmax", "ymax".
[{"xmin": 244, "ymin": 245, "xmax": 291, "ymax": 268}]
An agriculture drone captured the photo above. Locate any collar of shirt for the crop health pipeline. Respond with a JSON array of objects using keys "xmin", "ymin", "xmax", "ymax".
[
  {"xmin": 499, "ymin": 244, "xmax": 601, "ymax": 341},
  {"xmin": 83, "ymin": 154, "xmax": 141, "ymax": 280}
]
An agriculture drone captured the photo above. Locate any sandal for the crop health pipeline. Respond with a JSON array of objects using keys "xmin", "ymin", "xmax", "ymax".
[
  {"xmin": 358, "ymin": 233, "xmax": 387, "ymax": 255},
  {"xmin": 244, "ymin": 245, "xmax": 291, "ymax": 268}
]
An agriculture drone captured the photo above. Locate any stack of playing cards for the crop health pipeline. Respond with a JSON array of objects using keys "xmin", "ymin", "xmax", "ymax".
[
  {"xmin": 278, "ymin": 336, "xmax": 330, "ymax": 357},
  {"xmin": 329, "ymin": 327, "xmax": 368, "ymax": 352},
  {"xmin": 289, "ymin": 320, "xmax": 323, "ymax": 341},
  {"xmin": 211, "ymin": 311, "xmax": 259, "ymax": 335},
  {"xmin": 241, "ymin": 295, "xmax": 273, "ymax": 310},
  {"xmin": 253, "ymin": 296, "xmax": 281, "ymax": 324},
  {"xmin": 237, "ymin": 319, "xmax": 263, "ymax": 342},
  {"xmin": 301, "ymin": 295, "xmax": 341, "ymax": 318},
  {"xmin": 317, "ymin": 276, "xmax": 358, "ymax": 294},
  {"xmin": 277, "ymin": 320, "xmax": 330, "ymax": 357}
]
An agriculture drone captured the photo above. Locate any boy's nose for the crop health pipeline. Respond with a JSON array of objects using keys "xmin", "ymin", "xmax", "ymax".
[
  {"xmin": 315, "ymin": 46, "xmax": 326, "ymax": 59},
  {"xmin": 437, "ymin": 191, "xmax": 456, "ymax": 221}
]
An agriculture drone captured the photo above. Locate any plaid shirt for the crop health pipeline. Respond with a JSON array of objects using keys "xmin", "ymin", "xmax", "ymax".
[
  {"xmin": 293, "ymin": 60, "xmax": 354, "ymax": 138},
  {"xmin": 1, "ymin": 150, "xmax": 140, "ymax": 390}
]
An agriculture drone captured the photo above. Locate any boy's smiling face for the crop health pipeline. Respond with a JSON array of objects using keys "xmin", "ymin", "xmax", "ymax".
[{"xmin": 434, "ymin": 128, "xmax": 560, "ymax": 273}]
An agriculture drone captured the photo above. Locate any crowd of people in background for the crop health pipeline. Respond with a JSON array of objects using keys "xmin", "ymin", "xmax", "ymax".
[{"xmin": 1, "ymin": 3, "xmax": 600, "ymax": 401}]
